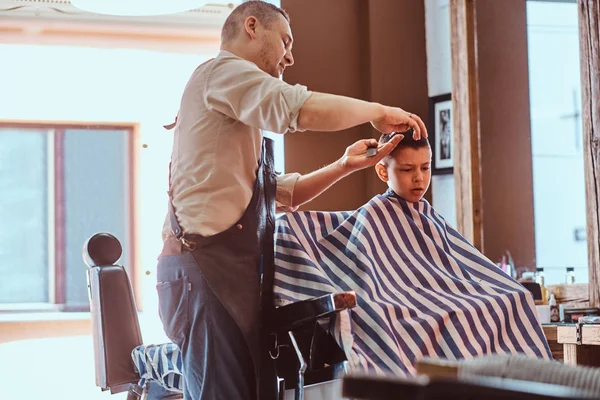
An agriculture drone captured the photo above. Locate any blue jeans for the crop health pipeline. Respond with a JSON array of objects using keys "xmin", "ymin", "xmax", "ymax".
[
  {"xmin": 156, "ymin": 252, "xmax": 256, "ymax": 400},
  {"xmin": 146, "ymin": 381, "xmax": 182, "ymax": 400}
]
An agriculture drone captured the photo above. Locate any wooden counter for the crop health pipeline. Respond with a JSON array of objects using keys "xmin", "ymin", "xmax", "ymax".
[{"xmin": 556, "ymin": 324, "xmax": 600, "ymax": 366}]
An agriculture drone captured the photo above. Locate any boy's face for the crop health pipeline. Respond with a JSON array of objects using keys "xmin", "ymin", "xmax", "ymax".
[{"xmin": 375, "ymin": 146, "xmax": 432, "ymax": 203}]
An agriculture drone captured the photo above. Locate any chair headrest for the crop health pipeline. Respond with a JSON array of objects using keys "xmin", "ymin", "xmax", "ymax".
[{"xmin": 83, "ymin": 233, "xmax": 122, "ymax": 268}]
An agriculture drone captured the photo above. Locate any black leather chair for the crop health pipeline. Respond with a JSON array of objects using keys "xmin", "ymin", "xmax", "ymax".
[
  {"xmin": 83, "ymin": 232, "xmax": 356, "ymax": 400},
  {"xmin": 83, "ymin": 232, "xmax": 147, "ymax": 399},
  {"xmin": 341, "ymin": 374, "xmax": 599, "ymax": 400}
]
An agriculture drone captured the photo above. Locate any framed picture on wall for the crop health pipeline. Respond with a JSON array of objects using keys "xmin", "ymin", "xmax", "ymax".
[{"xmin": 428, "ymin": 93, "xmax": 453, "ymax": 175}]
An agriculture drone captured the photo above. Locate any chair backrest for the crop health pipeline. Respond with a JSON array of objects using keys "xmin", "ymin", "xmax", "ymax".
[{"xmin": 83, "ymin": 232, "xmax": 143, "ymax": 394}]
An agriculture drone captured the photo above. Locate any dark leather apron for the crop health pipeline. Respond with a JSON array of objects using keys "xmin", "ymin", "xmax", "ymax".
[{"xmin": 167, "ymin": 137, "xmax": 277, "ymax": 399}]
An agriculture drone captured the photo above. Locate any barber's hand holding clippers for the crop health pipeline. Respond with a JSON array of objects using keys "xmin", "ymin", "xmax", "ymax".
[{"xmin": 340, "ymin": 134, "xmax": 404, "ymax": 172}]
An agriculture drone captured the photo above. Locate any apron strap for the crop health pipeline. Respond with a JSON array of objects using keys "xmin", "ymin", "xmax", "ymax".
[
  {"xmin": 260, "ymin": 138, "xmax": 277, "ymax": 318},
  {"xmin": 163, "ymin": 113, "xmax": 178, "ymax": 130},
  {"xmin": 167, "ymin": 162, "xmax": 184, "ymax": 240}
]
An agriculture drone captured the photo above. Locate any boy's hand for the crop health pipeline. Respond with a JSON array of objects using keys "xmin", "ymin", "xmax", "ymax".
[
  {"xmin": 371, "ymin": 106, "xmax": 428, "ymax": 140},
  {"xmin": 339, "ymin": 135, "xmax": 404, "ymax": 172}
]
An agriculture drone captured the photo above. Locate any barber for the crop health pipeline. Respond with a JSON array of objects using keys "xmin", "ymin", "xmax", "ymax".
[{"xmin": 156, "ymin": 1, "xmax": 427, "ymax": 400}]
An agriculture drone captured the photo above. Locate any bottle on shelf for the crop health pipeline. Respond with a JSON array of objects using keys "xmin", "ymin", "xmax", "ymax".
[
  {"xmin": 535, "ymin": 267, "xmax": 545, "ymax": 287},
  {"xmin": 566, "ymin": 267, "xmax": 575, "ymax": 284},
  {"xmin": 535, "ymin": 267, "xmax": 547, "ymax": 304},
  {"xmin": 506, "ymin": 250, "xmax": 516, "ymax": 279},
  {"xmin": 549, "ymin": 293, "xmax": 559, "ymax": 323}
]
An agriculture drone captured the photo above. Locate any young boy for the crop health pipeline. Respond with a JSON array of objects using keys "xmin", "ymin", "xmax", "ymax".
[
  {"xmin": 374, "ymin": 130, "xmax": 431, "ymax": 203},
  {"xmin": 273, "ymin": 130, "xmax": 551, "ymax": 377}
]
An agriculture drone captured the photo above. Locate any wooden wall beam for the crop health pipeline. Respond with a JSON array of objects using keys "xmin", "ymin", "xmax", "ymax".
[
  {"xmin": 449, "ymin": 0, "xmax": 483, "ymax": 249},
  {"xmin": 579, "ymin": 0, "xmax": 600, "ymax": 308}
]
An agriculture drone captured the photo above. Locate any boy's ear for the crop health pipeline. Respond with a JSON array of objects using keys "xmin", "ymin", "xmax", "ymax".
[{"xmin": 375, "ymin": 162, "xmax": 388, "ymax": 182}]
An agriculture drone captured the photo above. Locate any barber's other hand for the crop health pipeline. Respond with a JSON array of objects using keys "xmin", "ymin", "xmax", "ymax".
[
  {"xmin": 371, "ymin": 106, "xmax": 428, "ymax": 140},
  {"xmin": 339, "ymin": 135, "xmax": 404, "ymax": 173}
]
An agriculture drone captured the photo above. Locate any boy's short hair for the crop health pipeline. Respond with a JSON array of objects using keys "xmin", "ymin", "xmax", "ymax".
[{"xmin": 378, "ymin": 129, "xmax": 430, "ymax": 155}]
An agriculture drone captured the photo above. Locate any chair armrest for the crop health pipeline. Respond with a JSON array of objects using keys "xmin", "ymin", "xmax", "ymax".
[
  {"xmin": 341, "ymin": 374, "xmax": 426, "ymax": 400},
  {"xmin": 270, "ymin": 291, "xmax": 356, "ymax": 332},
  {"xmin": 415, "ymin": 358, "xmax": 459, "ymax": 379}
]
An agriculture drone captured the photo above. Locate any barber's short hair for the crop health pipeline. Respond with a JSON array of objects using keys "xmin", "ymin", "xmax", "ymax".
[
  {"xmin": 379, "ymin": 129, "xmax": 430, "ymax": 154},
  {"xmin": 221, "ymin": 1, "xmax": 290, "ymax": 43}
]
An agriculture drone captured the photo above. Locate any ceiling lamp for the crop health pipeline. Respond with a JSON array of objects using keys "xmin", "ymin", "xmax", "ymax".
[{"xmin": 70, "ymin": 0, "xmax": 213, "ymax": 16}]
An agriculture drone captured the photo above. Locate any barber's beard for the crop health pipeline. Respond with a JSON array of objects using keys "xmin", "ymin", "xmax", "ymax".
[{"xmin": 258, "ymin": 42, "xmax": 279, "ymax": 78}]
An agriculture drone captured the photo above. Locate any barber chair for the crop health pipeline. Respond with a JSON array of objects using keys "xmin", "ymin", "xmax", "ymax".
[
  {"xmin": 341, "ymin": 374, "xmax": 598, "ymax": 400},
  {"xmin": 83, "ymin": 232, "xmax": 356, "ymax": 400}
]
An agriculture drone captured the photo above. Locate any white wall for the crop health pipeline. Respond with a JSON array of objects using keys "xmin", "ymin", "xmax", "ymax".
[{"xmin": 424, "ymin": 0, "xmax": 457, "ymax": 227}]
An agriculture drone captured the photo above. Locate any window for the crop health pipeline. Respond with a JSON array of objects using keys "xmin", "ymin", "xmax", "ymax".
[
  {"xmin": 0, "ymin": 122, "xmax": 136, "ymax": 311},
  {"xmin": 527, "ymin": 0, "xmax": 587, "ymax": 284}
]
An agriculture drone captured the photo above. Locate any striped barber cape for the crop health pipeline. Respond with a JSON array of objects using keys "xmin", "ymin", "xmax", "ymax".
[{"xmin": 273, "ymin": 189, "xmax": 551, "ymax": 377}]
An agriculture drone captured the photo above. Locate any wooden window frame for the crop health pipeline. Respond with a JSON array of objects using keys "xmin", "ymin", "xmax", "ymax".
[{"xmin": 0, "ymin": 120, "xmax": 140, "ymax": 312}]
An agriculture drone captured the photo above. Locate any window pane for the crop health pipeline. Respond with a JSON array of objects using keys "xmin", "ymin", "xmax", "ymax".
[
  {"xmin": 63, "ymin": 129, "xmax": 131, "ymax": 307},
  {"xmin": 527, "ymin": 1, "xmax": 587, "ymax": 284},
  {"xmin": 0, "ymin": 129, "xmax": 49, "ymax": 303}
]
